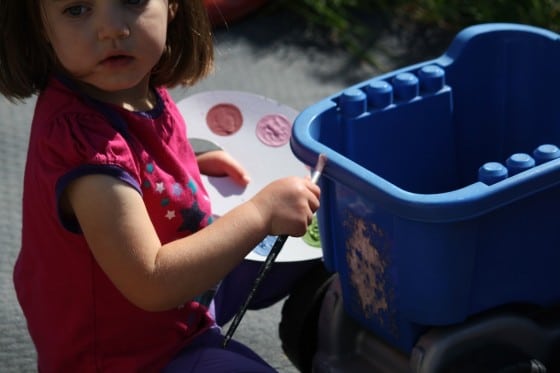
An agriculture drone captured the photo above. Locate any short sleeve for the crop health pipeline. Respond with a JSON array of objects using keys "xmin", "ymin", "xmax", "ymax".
[
  {"xmin": 41, "ymin": 112, "xmax": 140, "ymax": 175},
  {"xmin": 36, "ymin": 112, "xmax": 142, "ymax": 232}
]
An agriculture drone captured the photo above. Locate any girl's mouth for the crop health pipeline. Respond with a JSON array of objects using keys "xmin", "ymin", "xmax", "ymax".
[{"xmin": 100, "ymin": 55, "xmax": 134, "ymax": 68}]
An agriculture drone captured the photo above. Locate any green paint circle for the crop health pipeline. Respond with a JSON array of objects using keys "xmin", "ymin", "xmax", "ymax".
[{"xmin": 303, "ymin": 216, "xmax": 321, "ymax": 248}]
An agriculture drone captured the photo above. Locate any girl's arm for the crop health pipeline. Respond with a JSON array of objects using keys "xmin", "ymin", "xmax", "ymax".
[{"xmin": 64, "ymin": 173, "xmax": 320, "ymax": 312}]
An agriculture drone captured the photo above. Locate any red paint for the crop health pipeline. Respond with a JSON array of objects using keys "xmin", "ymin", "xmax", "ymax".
[{"xmin": 206, "ymin": 103, "xmax": 243, "ymax": 136}]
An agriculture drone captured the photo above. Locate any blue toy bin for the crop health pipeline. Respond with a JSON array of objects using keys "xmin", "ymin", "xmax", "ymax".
[{"xmin": 290, "ymin": 23, "xmax": 560, "ymax": 352}]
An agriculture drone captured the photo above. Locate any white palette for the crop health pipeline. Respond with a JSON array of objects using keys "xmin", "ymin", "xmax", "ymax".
[{"xmin": 177, "ymin": 91, "xmax": 322, "ymax": 262}]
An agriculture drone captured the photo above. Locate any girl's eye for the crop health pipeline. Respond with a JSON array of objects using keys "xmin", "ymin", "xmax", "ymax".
[
  {"xmin": 64, "ymin": 5, "xmax": 89, "ymax": 17},
  {"xmin": 125, "ymin": 0, "xmax": 146, "ymax": 5}
]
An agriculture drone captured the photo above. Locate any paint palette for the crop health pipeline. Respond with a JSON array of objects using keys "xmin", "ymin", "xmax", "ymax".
[{"xmin": 177, "ymin": 90, "xmax": 323, "ymax": 262}]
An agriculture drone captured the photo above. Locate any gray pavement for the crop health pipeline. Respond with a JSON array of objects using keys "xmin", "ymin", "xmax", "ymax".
[{"xmin": 0, "ymin": 8, "xmax": 444, "ymax": 372}]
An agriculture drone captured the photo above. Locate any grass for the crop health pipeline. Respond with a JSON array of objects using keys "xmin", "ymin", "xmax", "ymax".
[{"xmin": 265, "ymin": 0, "xmax": 560, "ymax": 66}]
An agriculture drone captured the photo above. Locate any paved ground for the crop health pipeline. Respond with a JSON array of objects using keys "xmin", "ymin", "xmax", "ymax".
[{"xmin": 0, "ymin": 7, "xmax": 447, "ymax": 372}]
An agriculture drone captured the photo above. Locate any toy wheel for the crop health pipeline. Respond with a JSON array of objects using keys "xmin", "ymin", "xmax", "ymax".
[
  {"xmin": 440, "ymin": 343, "xmax": 547, "ymax": 373},
  {"xmin": 279, "ymin": 261, "xmax": 334, "ymax": 373}
]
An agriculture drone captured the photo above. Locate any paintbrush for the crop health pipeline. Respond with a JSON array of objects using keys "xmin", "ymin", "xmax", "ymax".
[{"xmin": 223, "ymin": 153, "xmax": 327, "ymax": 348}]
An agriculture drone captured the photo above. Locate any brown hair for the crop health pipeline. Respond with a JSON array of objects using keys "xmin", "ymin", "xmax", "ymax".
[{"xmin": 0, "ymin": 0, "xmax": 214, "ymax": 102}]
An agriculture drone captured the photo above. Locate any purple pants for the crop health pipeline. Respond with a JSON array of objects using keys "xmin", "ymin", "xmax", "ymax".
[
  {"xmin": 164, "ymin": 259, "xmax": 320, "ymax": 372},
  {"xmin": 164, "ymin": 326, "xmax": 276, "ymax": 372}
]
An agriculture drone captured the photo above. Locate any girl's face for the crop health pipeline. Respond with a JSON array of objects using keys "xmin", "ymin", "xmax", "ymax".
[{"xmin": 41, "ymin": 0, "xmax": 173, "ymax": 107}]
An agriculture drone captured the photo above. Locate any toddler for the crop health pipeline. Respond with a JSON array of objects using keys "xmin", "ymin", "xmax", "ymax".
[{"xmin": 0, "ymin": 0, "xmax": 320, "ymax": 371}]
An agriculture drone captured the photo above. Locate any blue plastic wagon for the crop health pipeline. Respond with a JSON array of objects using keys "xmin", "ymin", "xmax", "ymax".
[{"xmin": 281, "ymin": 23, "xmax": 560, "ymax": 372}]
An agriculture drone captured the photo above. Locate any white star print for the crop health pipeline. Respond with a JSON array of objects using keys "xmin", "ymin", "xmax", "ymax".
[
  {"xmin": 165, "ymin": 210, "xmax": 176, "ymax": 220},
  {"xmin": 155, "ymin": 182, "xmax": 165, "ymax": 193}
]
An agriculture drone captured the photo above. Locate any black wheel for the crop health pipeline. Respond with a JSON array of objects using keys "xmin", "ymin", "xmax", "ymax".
[
  {"xmin": 279, "ymin": 261, "xmax": 334, "ymax": 373},
  {"xmin": 441, "ymin": 343, "xmax": 547, "ymax": 373}
]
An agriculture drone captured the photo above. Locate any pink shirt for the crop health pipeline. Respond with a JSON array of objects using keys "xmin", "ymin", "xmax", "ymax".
[{"xmin": 14, "ymin": 78, "xmax": 214, "ymax": 372}]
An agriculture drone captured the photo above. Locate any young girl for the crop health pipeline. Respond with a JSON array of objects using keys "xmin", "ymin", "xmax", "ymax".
[{"xmin": 0, "ymin": 0, "xmax": 320, "ymax": 371}]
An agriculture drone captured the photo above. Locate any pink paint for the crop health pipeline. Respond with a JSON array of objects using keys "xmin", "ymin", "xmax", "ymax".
[
  {"xmin": 206, "ymin": 103, "xmax": 243, "ymax": 136},
  {"xmin": 255, "ymin": 114, "xmax": 292, "ymax": 147}
]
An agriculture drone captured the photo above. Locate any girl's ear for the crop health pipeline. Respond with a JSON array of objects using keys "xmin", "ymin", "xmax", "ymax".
[{"xmin": 168, "ymin": 2, "xmax": 178, "ymax": 23}]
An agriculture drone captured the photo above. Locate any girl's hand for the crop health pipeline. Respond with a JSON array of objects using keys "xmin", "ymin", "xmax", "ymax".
[
  {"xmin": 249, "ymin": 176, "xmax": 321, "ymax": 237},
  {"xmin": 196, "ymin": 150, "xmax": 250, "ymax": 187}
]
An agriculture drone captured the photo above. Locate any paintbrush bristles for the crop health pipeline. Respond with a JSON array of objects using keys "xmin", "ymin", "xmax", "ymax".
[{"xmin": 311, "ymin": 153, "xmax": 327, "ymax": 184}]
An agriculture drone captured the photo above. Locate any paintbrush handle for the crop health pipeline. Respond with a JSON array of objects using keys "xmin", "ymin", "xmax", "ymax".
[{"xmin": 222, "ymin": 234, "xmax": 288, "ymax": 348}]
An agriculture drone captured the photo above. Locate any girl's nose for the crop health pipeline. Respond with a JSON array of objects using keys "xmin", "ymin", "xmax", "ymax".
[{"xmin": 96, "ymin": 6, "xmax": 130, "ymax": 41}]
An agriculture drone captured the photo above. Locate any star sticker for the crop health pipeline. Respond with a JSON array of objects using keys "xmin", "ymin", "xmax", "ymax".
[
  {"xmin": 177, "ymin": 201, "xmax": 206, "ymax": 233},
  {"xmin": 155, "ymin": 182, "xmax": 165, "ymax": 193},
  {"xmin": 165, "ymin": 210, "xmax": 176, "ymax": 220}
]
